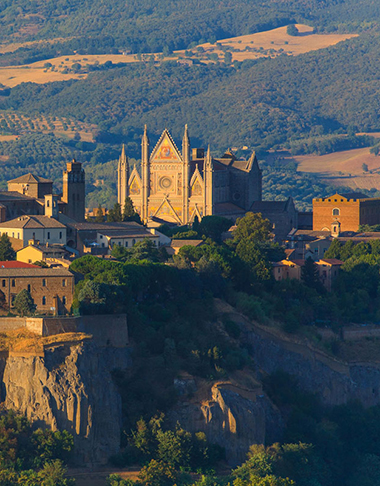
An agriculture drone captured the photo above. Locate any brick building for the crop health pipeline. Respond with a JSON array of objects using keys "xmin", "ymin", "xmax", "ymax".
[
  {"xmin": 0, "ymin": 262, "xmax": 74, "ymax": 314},
  {"xmin": 313, "ymin": 192, "xmax": 380, "ymax": 232}
]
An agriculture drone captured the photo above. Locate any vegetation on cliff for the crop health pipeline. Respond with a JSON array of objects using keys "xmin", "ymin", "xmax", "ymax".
[{"xmin": 0, "ymin": 409, "xmax": 74, "ymax": 485}]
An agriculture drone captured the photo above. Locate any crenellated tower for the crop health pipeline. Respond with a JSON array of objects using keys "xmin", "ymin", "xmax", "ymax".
[{"xmin": 117, "ymin": 144, "xmax": 129, "ymax": 210}]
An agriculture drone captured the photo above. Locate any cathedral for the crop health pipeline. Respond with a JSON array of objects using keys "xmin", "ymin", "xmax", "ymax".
[{"xmin": 117, "ymin": 126, "xmax": 262, "ymax": 225}]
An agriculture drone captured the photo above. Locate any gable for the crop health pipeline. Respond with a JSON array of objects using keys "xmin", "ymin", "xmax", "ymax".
[{"xmin": 150, "ymin": 130, "xmax": 182, "ymax": 163}]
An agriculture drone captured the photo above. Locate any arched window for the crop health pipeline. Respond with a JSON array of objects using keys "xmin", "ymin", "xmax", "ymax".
[
  {"xmin": 332, "ymin": 208, "xmax": 340, "ymax": 216},
  {"xmin": 42, "ymin": 296, "xmax": 46, "ymax": 305}
]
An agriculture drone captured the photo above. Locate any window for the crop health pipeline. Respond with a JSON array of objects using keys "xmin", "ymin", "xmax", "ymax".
[
  {"xmin": 59, "ymin": 232, "xmax": 62, "ymax": 239},
  {"xmin": 118, "ymin": 241, "xmax": 121, "ymax": 246},
  {"xmin": 42, "ymin": 279, "xmax": 46, "ymax": 287},
  {"xmin": 332, "ymin": 208, "xmax": 340, "ymax": 216},
  {"xmin": 100, "ymin": 235, "xmax": 103, "ymax": 239},
  {"xmin": 28, "ymin": 259, "xmax": 32, "ymax": 263},
  {"xmin": 47, "ymin": 200, "xmax": 50, "ymax": 207},
  {"xmin": 2, "ymin": 280, "xmax": 5, "ymax": 288},
  {"xmin": 42, "ymin": 296, "xmax": 46, "ymax": 305},
  {"xmin": 33, "ymin": 232, "xmax": 35, "ymax": 239},
  {"xmin": 17, "ymin": 233, "xmax": 20, "ymax": 238},
  {"xmin": 132, "ymin": 239, "xmax": 136, "ymax": 245},
  {"xmin": 27, "ymin": 284, "xmax": 30, "ymax": 292},
  {"xmin": 47, "ymin": 232, "xmax": 50, "ymax": 239},
  {"xmin": 62, "ymin": 279, "xmax": 66, "ymax": 287},
  {"xmin": 125, "ymin": 241, "xmax": 128, "ymax": 247},
  {"xmin": 12, "ymin": 233, "xmax": 14, "ymax": 238},
  {"xmin": 11, "ymin": 279, "xmax": 15, "ymax": 287},
  {"xmin": 62, "ymin": 296, "xmax": 66, "ymax": 305}
]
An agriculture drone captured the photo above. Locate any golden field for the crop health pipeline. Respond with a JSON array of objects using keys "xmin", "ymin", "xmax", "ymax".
[{"xmin": 0, "ymin": 24, "xmax": 357, "ymax": 88}]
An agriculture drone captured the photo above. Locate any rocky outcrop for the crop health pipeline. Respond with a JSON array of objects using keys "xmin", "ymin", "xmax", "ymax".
[
  {"xmin": 246, "ymin": 325, "xmax": 380, "ymax": 407},
  {"xmin": 168, "ymin": 382, "xmax": 283, "ymax": 465},
  {"xmin": 2, "ymin": 341, "xmax": 131, "ymax": 465}
]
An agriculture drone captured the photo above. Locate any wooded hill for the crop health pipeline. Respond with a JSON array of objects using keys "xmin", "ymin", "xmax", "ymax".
[{"xmin": 1, "ymin": 0, "xmax": 379, "ymax": 56}]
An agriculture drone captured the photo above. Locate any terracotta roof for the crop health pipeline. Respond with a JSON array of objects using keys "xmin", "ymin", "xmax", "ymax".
[
  {"xmin": 214, "ymin": 202, "xmax": 245, "ymax": 214},
  {"xmin": 17, "ymin": 244, "xmax": 67, "ymax": 255},
  {"xmin": 99, "ymin": 229, "xmax": 155, "ymax": 238},
  {"xmin": 0, "ymin": 191, "xmax": 37, "ymax": 202},
  {"xmin": 0, "ymin": 261, "xmax": 38, "ymax": 268},
  {"xmin": 0, "ymin": 267, "xmax": 73, "ymax": 277},
  {"xmin": 69, "ymin": 221, "xmax": 144, "ymax": 231},
  {"xmin": 171, "ymin": 239, "xmax": 204, "ymax": 248},
  {"xmin": 8, "ymin": 173, "xmax": 52, "ymax": 184},
  {"xmin": 0, "ymin": 215, "xmax": 66, "ymax": 229},
  {"xmin": 340, "ymin": 192, "xmax": 369, "ymax": 200},
  {"xmin": 318, "ymin": 259, "xmax": 344, "ymax": 265},
  {"xmin": 251, "ymin": 198, "xmax": 293, "ymax": 213}
]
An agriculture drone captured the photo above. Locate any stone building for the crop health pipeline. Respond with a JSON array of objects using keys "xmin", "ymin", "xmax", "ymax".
[
  {"xmin": 118, "ymin": 126, "xmax": 262, "ymax": 225},
  {"xmin": 0, "ymin": 262, "xmax": 74, "ymax": 314},
  {"xmin": 313, "ymin": 192, "xmax": 380, "ymax": 233},
  {"xmin": 0, "ymin": 215, "xmax": 67, "ymax": 247},
  {"xmin": 250, "ymin": 197, "xmax": 298, "ymax": 243},
  {"xmin": 0, "ymin": 161, "xmax": 85, "ymax": 223}
]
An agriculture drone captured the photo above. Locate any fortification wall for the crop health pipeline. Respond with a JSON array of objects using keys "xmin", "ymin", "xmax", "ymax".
[
  {"xmin": 0, "ymin": 317, "xmax": 26, "ymax": 331},
  {"xmin": 0, "ymin": 314, "xmax": 128, "ymax": 348}
]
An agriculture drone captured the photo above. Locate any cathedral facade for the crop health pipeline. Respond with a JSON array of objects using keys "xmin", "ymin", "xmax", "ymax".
[{"xmin": 118, "ymin": 126, "xmax": 262, "ymax": 225}]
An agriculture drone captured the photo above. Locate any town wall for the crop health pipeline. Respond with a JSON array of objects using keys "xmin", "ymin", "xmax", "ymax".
[{"xmin": 0, "ymin": 314, "xmax": 128, "ymax": 347}]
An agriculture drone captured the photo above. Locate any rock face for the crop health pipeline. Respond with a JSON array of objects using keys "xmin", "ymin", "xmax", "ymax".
[
  {"xmin": 245, "ymin": 325, "xmax": 380, "ymax": 407},
  {"xmin": 168, "ymin": 383, "xmax": 283, "ymax": 466},
  {"xmin": 2, "ymin": 342, "xmax": 131, "ymax": 465}
]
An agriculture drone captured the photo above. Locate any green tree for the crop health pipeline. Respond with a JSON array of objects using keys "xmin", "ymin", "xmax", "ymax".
[
  {"xmin": 13, "ymin": 289, "xmax": 36, "ymax": 316},
  {"xmin": 107, "ymin": 202, "xmax": 123, "ymax": 222},
  {"xmin": 224, "ymin": 51, "xmax": 232, "ymax": 64},
  {"xmin": 138, "ymin": 459, "xmax": 177, "ymax": 486},
  {"xmin": 106, "ymin": 474, "xmax": 136, "ymax": 486},
  {"xmin": 77, "ymin": 280, "xmax": 107, "ymax": 314},
  {"xmin": 324, "ymin": 239, "xmax": 342, "ymax": 259},
  {"xmin": 37, "ymin": 460, "xmax": 75, "ymax": 486},
  {"xmin": 233, "ymin": 213, "xmax": 272, "ymax": 244},
  {"xmin": 301, "ymin": 257, "xmax": 323, "ymax": 291},
  {"xmin": 286, "ymin": 24, "xmax": 299, "ymax": 36},
  {"xmin": 0, "ymin": 233, "xmax": 16, "ymax": 260},
  {"xmin": 123, "ymin": 197, "xmax": 141, "ymax": 223},
  {"xmin": 198, "ymin": 216, "xmax": 233, "ymax": 242}
]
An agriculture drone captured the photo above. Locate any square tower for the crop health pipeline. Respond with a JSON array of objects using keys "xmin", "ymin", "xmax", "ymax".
[{"xmin": 62, "ymin": 160, "xmax": 85, "ymax": 222}]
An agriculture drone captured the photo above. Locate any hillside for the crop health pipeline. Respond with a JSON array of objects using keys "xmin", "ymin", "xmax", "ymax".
[
  {"xmin": 0, "ymin": 0, "xmax": 375, "ymax": 56},
  {"xmin": 0, "ymin": 25, "xmax": 355, "ymax": 88}
]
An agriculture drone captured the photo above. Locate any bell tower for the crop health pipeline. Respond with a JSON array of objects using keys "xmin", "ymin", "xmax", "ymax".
[{"xmin": 62, "ymin": 159, "xmax": 85, "ymax": 221}]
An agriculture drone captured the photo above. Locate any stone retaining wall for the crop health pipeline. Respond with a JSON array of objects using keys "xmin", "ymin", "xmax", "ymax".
[{"xmin": 0, "ymin": 314, "xmax": 128, "ymax": 347}]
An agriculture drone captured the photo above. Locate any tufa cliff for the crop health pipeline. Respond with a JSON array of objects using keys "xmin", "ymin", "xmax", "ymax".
[{"xmin": 2, "ymin": 340, "xmax": 131, "ymax": 465}]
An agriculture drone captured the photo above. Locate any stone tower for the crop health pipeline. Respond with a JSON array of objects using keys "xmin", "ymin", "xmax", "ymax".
[
  {"xmin": 62, "ymin": 160, "xmax": 85, "ymax": 222},
  {"xmin": 117, "ymin": 144, "xmax": 129, "ymax": 211},
  {"xmin": 44, "ymin": 194, "xmax": 59, "ymax": 218}
]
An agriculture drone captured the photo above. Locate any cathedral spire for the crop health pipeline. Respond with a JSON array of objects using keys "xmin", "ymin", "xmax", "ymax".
[
  {"xmin": 118, "ymin": 144, "xmax": 129, "ymax": 208},
  {"xmin": 205, "ymin": 145, "xmax": 213, "ymax": 170},
  {"xmin": 119, "ymin": 144, "xmax": 128, "ymax": 168},
  {"xmin": 183, "ymin": 124, "xmax": 189, "ymax": 145}
]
